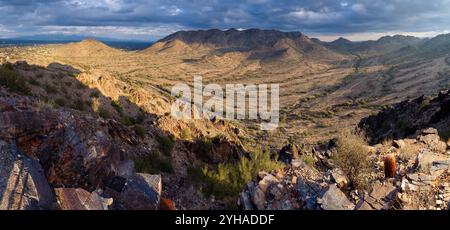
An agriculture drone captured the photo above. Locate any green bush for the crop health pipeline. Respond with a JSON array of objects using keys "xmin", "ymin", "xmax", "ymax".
[
  {"xmin": 90, "ymin": 91, "xmax": 100, "ymax": 98},
  {"xmin": 111, "ymin": 101, "xmax": 123, "ymax": 114},
  {"xmin": 189, "ymin": 148, "xmax": 283, "ymax": 199},
  {"xmin": 194, "ymin": 138, "xmax": 214, "ymax": 160},
  {"xmin": 301, "ymin": 155, "xmax": 315, "ymax": 167},
  {"xmin": 55, "ymin": 98, "xmax": 67, "ymax": 107},
  {"xmin": 135, "ymin": 112, "xmax": 146, "ymax": 124},
  {"xmin": 157, "ymin": 134, "xmax": 175, "ymax": 156},
  {"xmin": 133, "ymin": 125, "xmax": 145, "ymax": 138},
  {"xmin": 0, "ymin": 65, "xmax": 30, "ymax": 94},
  {"xmin": 44, "ymin": 83, "xmax": 58, "ymax": 94},
  {"xmin": 332, "ymin": 130, "xmax": 370, "ymax": 191},
  {"xmin": 133, "ymin": 152, "xmax": 173, "ymax": 174},
  {"xmin": 121, "ymin": 116, "xmax": 135, "ymax": 126},
  {"xmin": 98, "ymin": 107, "xmax": 111, "ymax": 119},
  {"xmin": 77, "ymin": 82, "xmax": 87, "ymax": 89},
  {"xmin": 181, "ymin": 128, "xmax": 191, "ymax": 140},
  {"xmin": 71, "ymin": 99, "xmax": 85, "ymax": 111},
  {"xmin": 28, "ymin": 78, "xmax": 40, "ymax": 86}
]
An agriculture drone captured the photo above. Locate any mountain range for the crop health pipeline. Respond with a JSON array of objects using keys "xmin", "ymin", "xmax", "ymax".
[{"xmin": 1, "ymin": 28, "xmax": 450, "ymax": 211}]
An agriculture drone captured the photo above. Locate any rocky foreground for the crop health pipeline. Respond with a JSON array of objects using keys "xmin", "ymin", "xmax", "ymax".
[
  {"xmin": 239, "ymin": 91, "xmax": 450, "ymax": 210},
  {"xmin": 0, "ymin": 90, "xmax": 166, "ymax": 210},
  {"xmin": 240, "ymin": 127, "xmax": 450, "ymax": 210}
]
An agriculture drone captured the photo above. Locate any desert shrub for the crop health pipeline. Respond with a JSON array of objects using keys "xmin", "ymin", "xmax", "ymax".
[
  {"xmin": 121, "ymin": 116, "xmax": 135, "ymax": 126},
  {"xmin": 37, "ymin": 97, "xmax": 56, "ymax": 111},
  {"xmin": 77, "ymin": 82, "xmax": 87, "ymax": 89},
  {"xmin": 133, "ymin": 125, "xmax": 145, "ymax": 138},
  {"xmin": 157, "ymin": 134, "xmax": 175, "ymax": 156},
  {"xmin": 98, "ymin": 107, "xmax": 111, "ymax": 119},
  {"xmin": 438, "ymin": 129, "xmax": 450, "ymax": 142},
  {"xmin": 55, "ymin": 98, "xmax": 67, "ymax": 107},
  {"xmin": 398, "ymin": 143, "xmax": 420, "ymax": 162},
  {"xmin": 0, "ymin": 65, "xmax": 30, "ymax": 94},
  {"xmin": 44, "ymin": 83, "xmax": 58, "ymax": 94},
  {"xmin": 301, "ymin": 155, "xmax": 315, "ymax": 167},
  {"xmin": 28, "ymin": 78, "xmax": 40, "ymax": 86},
  {"xmin": 111, "ymin": 101, "xmax": 123, "ymax": 114},
  {"xmin": 71, "ymin": 99, "xmax": 85, "ymax": 111},
  {"xmin": 132, "ymin": 152, "xmax": 173, "ymax": 174},
  {"xmin": 189, "ymin": 148, "xmax": 283, "ymax": 199},
  {"xmin": 135, "ymin": 112, "xmax": 146, "ymax": 124},
  {"xmin": 333, "ymin": 130, "xmax": 370, "ymax": 191},
  {"xmin": 194, "ymin": 137, "xmax": 215, "ymax": 160},
  {"xmin": 181, "ymin": 128, "xmax": 191, "ymax": 140},
  {"xmin": 90, "ymin": 91, "xmax": 100, "ymax": 98},
  {"xmin": 395, "ymin": 120, "xmax": 410, "ymax": 132}
]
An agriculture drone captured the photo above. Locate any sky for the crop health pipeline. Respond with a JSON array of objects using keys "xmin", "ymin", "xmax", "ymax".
[{"xmin": 0, "ymin": 0, "xmax": 450, "ymax": 41}]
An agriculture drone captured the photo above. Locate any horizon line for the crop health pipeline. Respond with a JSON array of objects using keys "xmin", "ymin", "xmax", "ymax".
[{"xmin": 1, "ymin": 28, "xmax": 449, "ymax": 43}]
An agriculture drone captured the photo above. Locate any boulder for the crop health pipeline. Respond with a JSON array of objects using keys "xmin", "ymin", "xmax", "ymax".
[
  {"xmin": 251, "ymin": 187, "xmax": 266, "ymax": 210},
  {"xmin": 416, "ymin": 149, "xmax": 449, "ymax": 176},
  {"xmin": 356, "ymin": 183, "xmax": 397, "ymax": 210},
  {"xmin": 297, "ymin": 177, "xmax": 324, "ymax": 210},
  {"xmin": 258, "ymin": 174, "xmax": 279, "ymax": 193},
  {"xmin": 421, "ymin": 128, "xmax": 439, "ymax": 135},
  {"xmin": 406, "ymin": 173, "xmax": 434, "ymax": 191},
  {"xmin": 267, "ymin": 184, "xmax": 283, "ymax": 200},
  {"xmin": 116, "ymin": 174, "xmax": 162, "ymax": 210},
  {"xmin": 0, "ymin": 141, "xmax": 55, "ymax": 210},
  {"xmin": 318, "ymin": 184, "xmax": 355, "ymax": 210},
  {"xmin": 55, "ymin": 188, "xmax": 111, "ymax": 210},
  {"xmin": 330, "ymin": 168, "xmax": 348, "ymax": 188},
  {"xmin": 417, "ymin": 133, "xmax": 447, "ymax": 153},
  {"xmin": 238, "ymin": 191, "xmax": 254, "ymax": 210}
]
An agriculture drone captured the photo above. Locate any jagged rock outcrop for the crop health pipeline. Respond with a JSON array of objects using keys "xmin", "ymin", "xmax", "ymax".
[
  {"xmin": 0, "ymin": 140, "xmax": 55, "ymax": 210},
  {"xmin": 359, "ymin": 90, "xmax": 450, "ymax": 144},
  {"xmin": 55, "ymin": 188, "xmax": 112, "ymax": 210},
  {"xmin": 0, "ymin": 93, "xmax": 162, "ymax": 210}
]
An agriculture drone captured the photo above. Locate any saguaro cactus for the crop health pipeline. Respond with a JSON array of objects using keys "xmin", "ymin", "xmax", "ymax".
[{"xmin": 384, "ymin": 154, "xmax": 396, "ymax": 178}]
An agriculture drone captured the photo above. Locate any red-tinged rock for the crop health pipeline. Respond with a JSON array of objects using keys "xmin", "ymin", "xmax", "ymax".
[
  {"xmin": 0, "ymin": 97, "xmax": 139, "ymax": 191},
  {"xmin": 160, "ymin": 198, "xmax": 177, "ymax": 210}
]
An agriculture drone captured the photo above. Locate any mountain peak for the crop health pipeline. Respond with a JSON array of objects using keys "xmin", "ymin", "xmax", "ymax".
[
  {"xmin": 331, "ymin": 37, "xmax": 352, "ymax": 44},
  {"xmin": 158, "ymin": 29, "xmax": 305, "ymax": 49}
]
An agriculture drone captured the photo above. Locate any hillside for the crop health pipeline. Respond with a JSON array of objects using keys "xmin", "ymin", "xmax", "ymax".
[{"xmin": 2, "ymin": 28, "xmax": 450, "ymax": 210}]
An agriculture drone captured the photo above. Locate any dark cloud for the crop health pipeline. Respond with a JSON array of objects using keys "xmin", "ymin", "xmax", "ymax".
[{"xmin": 0, "ymin": 0, "xmax": 449, "ymax": 40}]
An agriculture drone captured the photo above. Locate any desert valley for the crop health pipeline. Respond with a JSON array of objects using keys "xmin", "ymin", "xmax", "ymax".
[{"xmin": 1, "ymin": 29, "xmax": 450, "ymax": 210}]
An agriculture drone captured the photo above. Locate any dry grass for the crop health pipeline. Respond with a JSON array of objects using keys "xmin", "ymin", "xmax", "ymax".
[
  {"xmin": 333, "ymin": 130, "xmax": 370, "ymax": 191},
  {"xmin": 398, "ymin": 143, "xmax": 421, "ymax": 162}
]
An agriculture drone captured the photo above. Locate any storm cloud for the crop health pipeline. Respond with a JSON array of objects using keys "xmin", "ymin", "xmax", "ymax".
[{"xmin": 0, "ymin": 0, "xmax": 449, "ymax": 41}]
